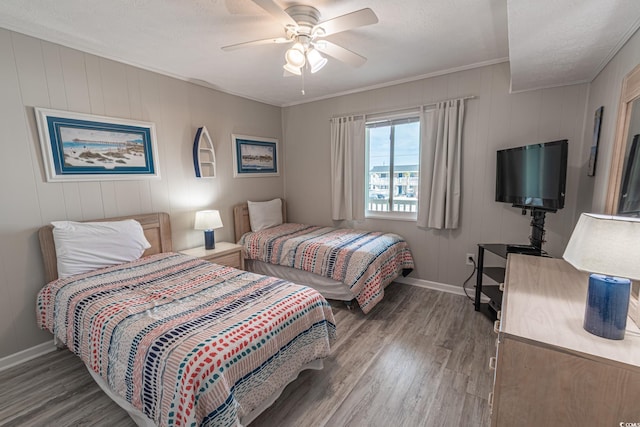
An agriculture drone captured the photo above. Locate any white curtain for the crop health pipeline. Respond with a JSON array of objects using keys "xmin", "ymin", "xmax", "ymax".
[
  {"xmin": 330, "ymin": 116, "xmax": 365, "ymax": 221},
  {"xmin": 417, "ymin": 99, "xmax": 465, "ymax": 229}
]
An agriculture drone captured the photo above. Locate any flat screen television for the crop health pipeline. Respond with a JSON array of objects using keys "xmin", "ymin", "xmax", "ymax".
[{"xmin": 495, "ymin": 139, "xmax": 568, "ymax": 212}]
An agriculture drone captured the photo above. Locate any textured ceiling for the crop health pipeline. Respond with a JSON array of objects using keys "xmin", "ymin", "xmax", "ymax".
[
  {"xmin": 0, "ymin": 0, "xmax": 638, "ymax": 106},
  {"xmin": 508, "ymin": 0, "xmax": 640, "ymax": 92}
]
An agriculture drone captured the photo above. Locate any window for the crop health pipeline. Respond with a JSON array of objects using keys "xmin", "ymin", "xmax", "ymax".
[{"xmin": 365, "ymin": 113, "xmax": 420, "ymax": 219}]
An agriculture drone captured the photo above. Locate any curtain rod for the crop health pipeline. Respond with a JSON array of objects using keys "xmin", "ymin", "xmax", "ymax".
[
  {"xmin": 425, "ymin": 94, "xmax": 476, "ymax": 107},
  {"xmin": 330, "ymin": 95, "xmax": 477, "ymax": 121}
]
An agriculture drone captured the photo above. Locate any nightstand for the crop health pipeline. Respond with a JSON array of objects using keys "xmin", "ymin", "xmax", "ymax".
[{"xmin": 180, "ymin": 242, "xmax": 244, "ymax": 270}]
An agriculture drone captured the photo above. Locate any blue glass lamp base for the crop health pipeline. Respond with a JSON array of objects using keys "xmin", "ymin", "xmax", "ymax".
[
  {"xmin": 583, "ymin": 274, "xmax": 631, "ymax": 340},
  {"xmin": 203, "ymin": 229, "xmax": 215, "ymax": 250}
]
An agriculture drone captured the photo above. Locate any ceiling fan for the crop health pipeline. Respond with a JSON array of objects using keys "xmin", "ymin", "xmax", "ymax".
[{"xmin": 221, "ymin": 0, "xmax": 378, "ymax": 76}]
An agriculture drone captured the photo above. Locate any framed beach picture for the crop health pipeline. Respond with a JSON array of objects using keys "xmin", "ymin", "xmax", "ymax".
[
  {"xmin": 35, "ymin": 108, "xmax": 159, "ymax": 182},
  {"xmin": 232, "ymin": 134, "xmax": 279, "ymax": 177}
]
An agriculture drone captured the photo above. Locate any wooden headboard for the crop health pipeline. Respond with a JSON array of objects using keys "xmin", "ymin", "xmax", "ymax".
[
  {"xmin": 38, "ymin": 212, "xmax": 173, "ymax": 283},
  {"xmin": 233, "ymin": 200, "xmax": 287, "ymax": 243}
]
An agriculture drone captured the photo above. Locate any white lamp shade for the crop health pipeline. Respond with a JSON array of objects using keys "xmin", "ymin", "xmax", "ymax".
[
  {"xmin": 194, "ymin": 210, "xmax": 223, "ymax": 230},
  {"xmin": 285, "ymin": 43, "xmax": 306, "ymax": 68},
  {"xmin": 283, "ymin": 62, "xmax": 302, "ymax": 76},
  {"xmin": 563, "ymin": 213, "xmax": 640, "ymax": 280},
  {"xmin": 306, "ymin": 48, "xmax": 327, "ymax": 73}
]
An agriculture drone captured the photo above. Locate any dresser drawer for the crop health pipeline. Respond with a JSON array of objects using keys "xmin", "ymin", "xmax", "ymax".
[
  {"xmin": 207, "ymin": 252, "xmax": 242, "ymax": 269},
  {"xmin": 180, "ymin": 243, "xmax": 244, "ymax": 270}
]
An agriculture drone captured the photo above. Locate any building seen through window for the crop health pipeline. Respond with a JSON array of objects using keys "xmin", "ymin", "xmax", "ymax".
[{"xmin": 366, "ymin": 115, "xmax": 420, "ymax": 217}]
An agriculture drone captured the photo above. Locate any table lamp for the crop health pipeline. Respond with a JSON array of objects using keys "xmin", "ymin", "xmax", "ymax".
[
  {"xmin": 563, "ymin": 213, "xmax": 640, "ymax": 340},
  {"xmin": 194, "ymin": 210, "xmax": 223, "ymax": 250}
]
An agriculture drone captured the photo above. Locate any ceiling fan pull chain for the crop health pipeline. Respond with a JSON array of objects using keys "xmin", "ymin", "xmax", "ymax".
[{"xmin": 301, "ymin": 68, "xmax": 305, "ymax": 95}]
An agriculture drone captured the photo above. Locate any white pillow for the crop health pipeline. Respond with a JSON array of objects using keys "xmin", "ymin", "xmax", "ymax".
[
  {"xmin": 52, "ymin": 219, "xmax": 151, "ymax": 279},
  {"xmin": 247, "ymin": 198, "xmax": 283, "ymax": 232}
]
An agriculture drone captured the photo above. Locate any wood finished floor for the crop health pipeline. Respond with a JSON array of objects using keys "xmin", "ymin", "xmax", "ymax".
[{"xmin": 0, "ymin": 284, "xmax": 495, "ymax": 427}]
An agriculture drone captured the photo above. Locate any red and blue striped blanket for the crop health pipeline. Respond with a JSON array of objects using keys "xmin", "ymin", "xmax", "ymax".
[
  {"xmin": 240, "ymin": 223, "xmax": 414, "ymax": 313},
  {"xmin": 36, "ymin": 252, "xmax": 336, "ymax": 426}
]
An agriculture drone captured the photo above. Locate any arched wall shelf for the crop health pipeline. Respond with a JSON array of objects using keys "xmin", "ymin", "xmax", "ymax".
[{"xmin": 193, "ymin": 126, "xmax": 216, "ymax": 178}]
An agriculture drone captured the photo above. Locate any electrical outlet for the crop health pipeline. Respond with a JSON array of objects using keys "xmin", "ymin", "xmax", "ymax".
[{"xmin": 466, "ymin": 253, "xmax": 475, "ymax": 266}]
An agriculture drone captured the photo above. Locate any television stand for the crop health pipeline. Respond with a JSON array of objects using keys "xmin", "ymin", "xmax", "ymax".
[
  {"xmin": 529, "ymin": 208, "xmax": 547, "ymax": 250},
  {"xmin": 506, "ymin": 244, "xmax": 540, "ymax": 255},
  {"xmin": 474, "ymin": 243, "xmax": 543, "ymax": 321}
]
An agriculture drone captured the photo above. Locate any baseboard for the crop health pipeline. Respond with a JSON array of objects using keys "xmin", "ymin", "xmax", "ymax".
[
  {"xmin": 0, "ymin": 340, "xmax": 57, "ymax": 372},
  {"xmin": 394, "ymin": 276, "xmax": 489, "ymax": 302}
]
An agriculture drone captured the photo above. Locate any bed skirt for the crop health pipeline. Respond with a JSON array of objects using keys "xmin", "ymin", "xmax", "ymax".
[
  {"xmin": 244, "ymin": 259, "xmax": 355, "ymax": 301},
  {"xmin": 86, "ymin": 358, "xmax": 324, "ymax": 427}
]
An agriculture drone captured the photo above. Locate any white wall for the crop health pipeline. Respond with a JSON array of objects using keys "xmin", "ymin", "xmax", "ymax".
[
  {"xmin": 0, "ymin": 29, "xmax": 284, "ymax": 358},
  {"xmin": 579, "ymin": 28, "xmax": 640, "ymax": 213},
  {"xmin": 282, "ymin": 62, "xmax": 589, "ymax": 288}
]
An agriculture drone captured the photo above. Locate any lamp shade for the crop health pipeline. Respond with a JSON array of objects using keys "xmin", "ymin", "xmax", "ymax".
[
  {"xmin": 194, "ymin": 210, "xmax": 223, "ymax": 231},
  {"xmin": 285, "ymin": 43, "xmax": 306, "ymax": 68},
  {"xmin": 283, "ymin": 62, "xmax": 302, "ymax": 76},
  {"xmin": 563, "ymin": 213, "xmax": 640, "ymax": 280},
  {"xmin": 306, "ymin": 48, "xmax": 327, "ymax": 73}
]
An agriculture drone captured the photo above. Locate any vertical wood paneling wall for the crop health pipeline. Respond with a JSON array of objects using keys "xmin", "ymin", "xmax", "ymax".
[
  {"xmin": 0, "ymin": 29, "xmax": 283, "ymax": 358},
  {"xmin": 282, "ymin": 62, "xmax": 590, "ymax": 289}
]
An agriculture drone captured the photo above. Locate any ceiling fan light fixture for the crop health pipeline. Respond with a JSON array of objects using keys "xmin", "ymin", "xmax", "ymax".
[
  {"xmin": 306, "ymin": 48, "xmax": 328, "ymax": 73},
  {"xmin": 223, "ymin": 2, "xmax": 378, "ymax": 82},
  {"xmin": 285, "ymin": 42, "xmax": 306, "ymax": 67},
  {"xmin": 283, "ymin": 62, "xmax": 302, "ymax": 76}
]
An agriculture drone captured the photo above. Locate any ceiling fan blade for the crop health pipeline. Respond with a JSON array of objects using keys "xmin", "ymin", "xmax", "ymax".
[
  {"xmin": 222, "ymin": 37, "xmax": 290, "ymax": 51},
  {"xmin": 315, "ymin": 8, "xmax": 378, "ymax": 36},
  {"xmin": 316, "ymin": 41, "xmax": 367, "ymax": 67},
  {"xmin": 252, "ymin": 0, "xmax": 297, "ymax": 27}
]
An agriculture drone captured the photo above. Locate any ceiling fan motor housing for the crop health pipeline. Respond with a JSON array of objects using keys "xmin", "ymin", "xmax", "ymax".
[
  {"xmin": 285, "ymin": 5, "xmax": 323, "ymax": 40},
  {"xmin": 285, "ymin": 5, "xmax": 321, "ymax": 26}
]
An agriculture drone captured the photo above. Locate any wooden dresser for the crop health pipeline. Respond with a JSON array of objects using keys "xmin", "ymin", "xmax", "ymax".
[{"xmin": 490, "ymin": 254, "xmax": 640, "ymax": 426}]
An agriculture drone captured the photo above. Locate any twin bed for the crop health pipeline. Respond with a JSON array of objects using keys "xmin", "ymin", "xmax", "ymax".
[
  {"xmin": 36, "ymin": 204, "xmax": 414, "ymax": 426},
  {"xmin": 36, "ymin": 213, "xmax": 336, "ymax": 427},
  {"xmin": 233, "ymin": 200, "xmax": 414, "ymax": 314}
]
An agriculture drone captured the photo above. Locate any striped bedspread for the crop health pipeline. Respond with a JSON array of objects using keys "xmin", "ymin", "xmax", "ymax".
[
  {"xmin": 240, "ymin": 223, "xmax": 414, "ymax": 313},
  {"xmin": 36, "ymin": 252, "xmax": 336, "ymax": 427}
]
